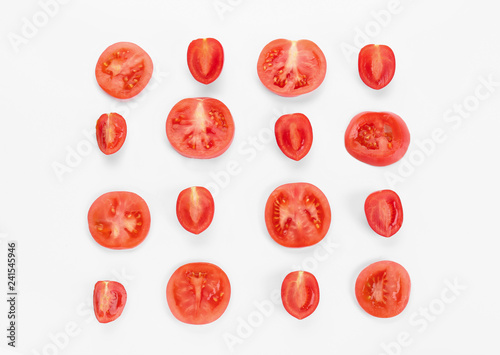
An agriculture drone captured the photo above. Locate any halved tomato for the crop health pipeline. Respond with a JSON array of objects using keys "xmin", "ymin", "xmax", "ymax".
[
  {"xmin": 166, "ymin": 98, "xmax": 235, "ymax": 159},
  {"xmin": 96, "ymin": 113, "xmax": 127, "ymax": 155},
  {"xmin": 166, "ymin": 262, "xmax": 231, "ymax": 325},
  {"xmin": 281, "ymin": 271, "xmax": 320, "ymax": 320},
  {"xmin": 355, "ymin": 260, "xmax": 411, "ymax": 318},
  {"xmin": 93, "ymin": 281, "xmax": 127, "ymax": 323},
  {"xmin": 365, "ymin": 190, "xmax": 403, "ymax": 237},
  {"xmin": 345, "ymin": 111, "xmax": 410, "ymax": 166},
  {"xmin": 358, "ymin": 44, "xmax": 395, "ymax": 90},
  {"xmin": 187, "ymin": 38, "xmax": 224, "ymax": 84},
  {"xmin": 176, "ymin": 186, "xmax": 215, "ymax": 234},
  {"xmin": 257, "ymin": 39, "xmax": 327, "ymax": 97},
  {"xmin": 95, "ymin": 42, "xmax": 153, "ymax": 99},
  {"xmin": 88, "ymin": 191, "xmax": 151, "ymax": 249},
  {"xmin": 275, "ymin": 113, "xmax": 313, "ymax": 161},
  {"xmin": 265, "ymin": 183, "xmax": 331, "ymax": 248}
]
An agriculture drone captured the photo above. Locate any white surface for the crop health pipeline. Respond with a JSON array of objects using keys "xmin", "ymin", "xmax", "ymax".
[{"xmin": 1, "ymin": 0, "xmax": 500, "ymax": 354}]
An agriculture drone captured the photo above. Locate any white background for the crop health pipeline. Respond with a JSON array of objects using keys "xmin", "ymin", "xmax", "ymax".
[{"xmin": 1, "ymin": 0, "xmax": 500, "ymax": 354}]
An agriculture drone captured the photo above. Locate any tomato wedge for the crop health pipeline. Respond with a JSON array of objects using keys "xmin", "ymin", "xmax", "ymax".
[
  {"xmin": 257, "ymin": 39, "xmax": 327, "ymax": 97},
  {"xmin": 358, "ymin": 44, "xmax": 396, "ymax": 90},
  {"xmin": 166, "ymin": 97, "xmax": 235, "ymax": 159},
  {"xmin": 95, "ymin": 42, "xmax": 153, "ymax": 99},
  {"xmin": 355, "ymin": 260, "xmax": 411, "ymax": 318},
  {"xmin": 345, "ymin": 111, "xmax": 410, "ymax": 166},
  {"xmin": 365, "ymin": 190, "xmax": 403, "ymax": 237},
  {"xmin": 93, "ymin": 281, "xmax": 127, "ymax": 323},
  {"xmin": 96, "ymin": 113, "xmax": 127, "ymax": 155},
  {"xmin": 88, "ymin": 191, "xmax": 151, "ymax": 250},
  {"xmin": 281, "ymin": 271, "xmax": 320, "ymax": 320},
  {"xmin": 275, "ymin": 113, "xmax": 313, "ymax": 161},
  {"xmin": 265, "ymin": 183, "xmax": 331, "ymax": 248},
  {"xmin": 176, "ymin": 186, "xmax": 215, "ymax": 234},
  {"xmin": 187, "ymin": 38, "xmax": 224, "ymax": 84},
  {"xmin": 166, "ymin": 262, "xmax": 231, "ymax": 325}
]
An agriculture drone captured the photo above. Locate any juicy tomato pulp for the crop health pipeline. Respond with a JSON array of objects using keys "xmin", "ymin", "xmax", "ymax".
[
  {"xmin": 355, "ymin": 261, "xmax": 411, "ymax": 318},
  {"xmin": 365, "ymin": 190, "xmax": 403, "ymax": 237},
  {"xmin": 176, "ymin": 187, "xmax": 215, "ymax": 234},
  {"xmin": 166, "ymin": 262, "xmax": 231, "ymax": 325},
  {"xmin": 257, "ymin": 39, "xmax": 327, "ymax": 97},
  {"xmin": 275, "ymin": 113, "xmax": 313, "ymax": 161},
  {"xmin": 281, "ymin": 271, "xmax": 320, "ymax": 320},
  {"xmin": 358, "ymin": 44, "xmax": 396, "ymax": 90},
  {"xmin": 93, "ymin": 281, "xmax": 127, "ymax": 323},
  {"xmin": 96, "ymin": 113, "xmax": 127, "ymax": 155},
  {"xmin": 187, "ymin": 38, "xmax": 224, "ymax": 84},
  {"xmin": 166, "ymin": 98, "xmax": 235, "ymax": 159},
  {"xmin": 345, "ymin": 112, "xmax": 410, "ymax": 166},
  {"xmin": 88, "ymin": 191, "xmax": 151, "ymax": 249},
  {"xmin": 95, "ymin": 42, "xmax": 153, "ymax": 99},
  {"xmin": 265, "ymin": 183, "xmax": 331, "ymax": 248}
]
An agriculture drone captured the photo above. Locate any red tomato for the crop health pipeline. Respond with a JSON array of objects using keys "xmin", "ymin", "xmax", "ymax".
[
  {"xmin": 95, "ymin": 42, "xmax": 153, "ymax": 99},
  {"xmin": 88, "ymin": 191, "xmax": 151, "ymax": 250},
  {"xmin": 281, "ymin": 271, "xmax": 320, "ymax": 320},
  {"xmin": 355, "ymin": 260, "xmax": 411, "ymax": 318},
  {"xmin": 358, "ymin": 44, "xmax": 396, "ymax": 90},
  {"xmin": 265, "ymin": 183, "xmax": 331, "ymax": 248},
  {"xmin": 166, "ymin": 262, "xmax": 231, "ymax": 324},
  {"xmin": 96, "ymin": 113, "xmax": 127, "ymax": 155},
  {"xmin": 166, "ymin": 98, "xmax": 235, "ymax": 159},
  {"xmin": 187, "ymin": 38, "xmax": 224, "ymax": 84},
  {"xmin": 93, "ymin": 281, "xmax": 127, "ymax": 323},
  {"xmin": 176, "ymin": 186, "xmax": 215, "ymax": 234},
  {"xmin": 275, "ymin": 113, "xmax": 313, "ymax": 161},
  {"xmin": 345, "ymin": 111, "xmax": 410, "ymax": 166},
  {"xmin": 257, "ymin": 39, "xmax": 327, "ymax": 97},
  {"xmin": 365, "ymin": 190, "xmax": 403, "ymax": 237}
]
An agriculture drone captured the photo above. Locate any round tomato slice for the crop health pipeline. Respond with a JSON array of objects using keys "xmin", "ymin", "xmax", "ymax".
[
  {"xmin": 95, "ymin": 42, "xmax": 153, "ymax": 99},
  {"xmin": 88, "ymin": 191, "xmax": 151, "ymax": 250},
  {"xmin": 93, "ymin": 281, "xmax": 127, "ymax": 323},
  {"xmin": 176, "ymin": 186, "xmax": 215, "ymax": 234},
  {"xmin": 281, "ymin": 271, "xmax": 320, "ymax": 320},
  {"xmin": 265, "ymin": 183, "xmax": 331, "ymax": 248},
  {"xmin": 166, "ymin": 262, "xmax": 231, "ymax": 325},
  {"xmin": 345, "ymin": 111, "xmax": 410, "ymax": 166},
  {"xmin": 275, "ymin": 113, "xmax": 313, "ymax": 161},
  {"xmin": 166, "ymin": 97, "xmax": 235, "ymax": 159},
  {"xmin": 96, "ymin": 113, "xmax": 127, "ymax": 155},
  {"xmin": 257, "ymin": 39, "xmax": 327, "ymax": 97},
  {"xmin": 358, "ymin": 44, "xmax": 396, "ymax": 90},
  {"xmin": 187, "ymin": 38, "xmax": 224, "ymax": 84},
  {"xmin": 365, "ymin": 190, "xmax": 403, "ymax": 238},
  {"xmin": 355, "ymin": 260, "xmax": 411, "ymax": 318}
]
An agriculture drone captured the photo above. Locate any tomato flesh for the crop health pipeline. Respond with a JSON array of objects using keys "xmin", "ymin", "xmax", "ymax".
[
  {"xmin": 96, "ymin": 113, "xmax": 127, "ymax": 155},
  {"xmin": 358, "ymin": 44, "xmax": 396, "ymax": 90},
  {"xmin": 275, "ymin": 113, "xmax": 313, "ymax": 161},
  {"xmin": 187, "ymin": 38, "xmax": 224, "ymax": 84},
  {"xmin": 93, "ymin": 281, "xmax": 127, "ymax": 323},
  {"xmin": 176, "ymin": 186, "xmax": 215, "ymax": 234},
  {"xmin": 281, "ymin": 271, "xmax": 320, "ymax": 319},
  {"xmin": 365, "ymin": 190, "xmax": 403, "ymax": 237}
]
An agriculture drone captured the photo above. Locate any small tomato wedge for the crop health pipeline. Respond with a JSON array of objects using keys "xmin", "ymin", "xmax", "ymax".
[
  {"xmin": 187, "ymin": 38, "xmax": 224, "ymax": 84},
  {"xmin": 257, "ymin": 39, "xmax": 327, "ymax": 97},
  {"xmin": 265, "ymin": 183, "xmax": 331, "ymax": 248},
  {"xmin": 275, "ymin": 113, "xmax": 313, "ymax": 161},
  {"xmin": 166, "ymin": 262, "xmax": 231, "ymax": 325},
  {"xmin": 281, "ymin": 271, "xmax": 320, "ymax": 320},
  {"xmin": 365, "ymin": 190, "xmax": 403, "ymax": 237},
  {"xmin": 95, "ymin": 42, "xmax": 153, "ymax": 99},
  {"xmin": 96, "ymin": 113, "xmax": 127, "ymax": 155},
  {"xmin": 176, "ymin": 186, "xmax": 215, "ymax": 234},
  {"xmin": 355, "ymin": 260, "xmax": 411, "ymax": 318},
  {"xmin": 88, "ymin": 191, "xmax": 151, "ymax": 249},
  {"xmin": 358, "ymin": 44, "xmax": 396, "ymax": 90},
  {"xmin": 345, "ymin": 111, "xmax": 410, "ymax": 166},
  {"xmin": 93, "ymin": 281, "xmax": 127, "ymax": 323}
]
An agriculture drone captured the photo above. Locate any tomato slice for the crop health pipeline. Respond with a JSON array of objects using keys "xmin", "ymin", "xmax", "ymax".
[
  {"xmin": 93, "ymin": 281, "xmax": 127, "ymax": 323},
  {"xmin": 265, "ymin": 183, "xmax": 331, "ymax": 248},
  {"xmin": 96, "ymin": 113, "xmax": 127, "ymax": 155},
  {"xmin": 87, "ymin": 191, "xmax": 151, "ymax": 250},
  {"xmin": 187, "ymin": 38, "xmax": 224, "ymax": 84},
  {"xmin": 365, "ymin": 190, "xmax": 403, "ymax": 237},
  {"xmin": 166, "ymin": 97, "xmax": 235, "ymax": 159},
  {"xmin": 95, "ymin": 42, "xmax": 153, "ymax": 99},
  {"xmin": 176, "ymin": 187, "xmax": 215, "ymax": 234},
  {"xmin": 345, "ymin": 111, "xmax": 410, "ymax": 166},
  {"xmin": 275, "ymin": 113, "xmax": 313, "ymax": 161},
  {"xmin": 281, "ymin": 271, "xmax": 320, "ymax": 320},
  {"xmin": 355, "ymin": 261, "xmax": 411, "ymax": 318},
  {"xmin": 257, "ymin": 39, "xmax": 327, "ymax": 97},
  {"xmin": 358, "ymin": 44, "xmax": 396, "ymax": 90},
  {"xmin": 166, "ymin": 262, "xmax": 231, "ymax": 324}
]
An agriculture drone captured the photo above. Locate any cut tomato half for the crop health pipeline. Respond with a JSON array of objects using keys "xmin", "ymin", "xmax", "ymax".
[
  {"xmin": 365, "ymin": 190, "xmax": 403, "ymax": 237},
  {"xmin": 275, "ymin": 113, "xmax": 313, "ymax": 161},
  {"xmin": 93, "ymin": 281, "xmax": 127, "ymax": 323},
  {"xmin": 358, "ymin": 44, "xmax": 396, "ymax": 90},
  {"xmin": 96, "ymin": 113, "xmax": 127, "ymax": 155},
  {"xmin": 176, "ymin": 186, "xmax": 215, "ymax": 234},
  {"xmin": 281, "ymin": 271, "xmax": 320, "ymax": 320},
  {"xmin": 187, "ymin": 38, "xmax": 224, "ymax": 84}
]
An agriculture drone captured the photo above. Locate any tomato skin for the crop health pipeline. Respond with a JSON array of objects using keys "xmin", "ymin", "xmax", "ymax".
[
  {"xmin": 93, "ymin": 281, "xmax": 127, "ymax": 323},
  {"xmin": 281, "ymin": 271, "xmax": 320, "ymax": 320},
  {"xmin": 187, "ymin": 38, "xmax": 224, "ymax": 84},
  {"xmin": 176, "ymin": 187, "xmax": 215, "ymax": 234},
  {"xmin": 275, "ymin": 113, "xmax": 313, "ymax": 161},
  {"xmin": 358, "ymin": 44, "xmax": 396, "ymax": 90},
  {"xmin": 365, "ymin": 190, "xmax": 403, "ymax": 237},
  {"xmin": 345, "ymin": 111, "xmax": 410, "ymax": 166},
  {"xmin": 96, "ymin": 113, "xmax": 127, "ymax": 155}
]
